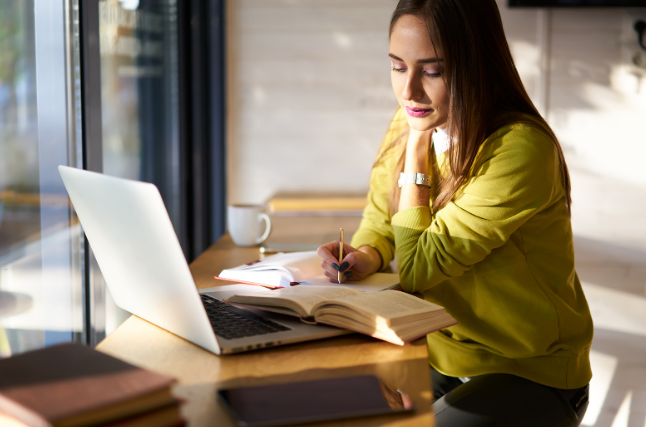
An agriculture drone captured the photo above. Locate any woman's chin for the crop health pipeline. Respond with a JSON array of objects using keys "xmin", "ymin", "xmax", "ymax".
[
  {"xmin": 407, "ymin": 113, "xmax": 449, "ymax": 132},
  {"xmin": 407, "ymin": 120, "xmax": 438, "ymax": 133}
]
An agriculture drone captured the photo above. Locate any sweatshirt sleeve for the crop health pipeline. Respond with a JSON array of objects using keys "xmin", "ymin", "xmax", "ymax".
[
  {"xmin": 350, "ymin": 177, "xmax": 396, "ymax": 271},
  {"xmin": 391, "ymin": 125, "xmax": 562, "ymax": 293}
]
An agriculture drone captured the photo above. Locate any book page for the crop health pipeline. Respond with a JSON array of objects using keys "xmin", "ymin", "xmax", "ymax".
[
  {"xmin": 315, "ymin": 291, "xmax": 444, "ymax": 320},
  {"xmin": 217, "ymin": 269, "xmax": 291, "ymax": 288},
  {"xmin": 272, "ymin": 251, "xmax": 322, "ymax": 281},
  {"xmin": 301, "ymin": 273, "xmax": 400, "ymax": 293},
  {"xmin": 228, "ymin": 286, "xmax": 363, "ymax": 317},
  {"xmin": 390, "ymin": 313, "xmax": 459, "ymax": 341},
  {"xmin": 311, "ymin": 292, "xmax": 456, "ymax": 345}
]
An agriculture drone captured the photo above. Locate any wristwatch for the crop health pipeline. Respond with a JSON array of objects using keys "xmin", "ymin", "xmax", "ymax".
[{"xmin": 398, "ymin": 172, "xmax": 431, "ymax": 188}]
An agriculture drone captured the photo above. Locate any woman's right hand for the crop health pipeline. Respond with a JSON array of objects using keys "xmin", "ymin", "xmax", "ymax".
[{"xmin": 317, "ymin": 242, "xmax": 382, "ymax": 282}]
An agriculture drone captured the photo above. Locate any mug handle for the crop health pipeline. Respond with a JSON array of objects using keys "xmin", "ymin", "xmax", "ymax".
[{"xmin": 256, "ymin": 213, "xmax": 272, "ymax": 244}]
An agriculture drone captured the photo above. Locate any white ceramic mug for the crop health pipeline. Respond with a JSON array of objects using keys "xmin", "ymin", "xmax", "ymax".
[{"xmin": 227, "ymin": 204, "xmax": 272, "ymax": 247}]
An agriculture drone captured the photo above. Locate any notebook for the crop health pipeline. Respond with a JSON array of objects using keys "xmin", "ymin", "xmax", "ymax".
[{"xmin": 217, "ymin": 250, "xmax": 401, "ymax": 292}]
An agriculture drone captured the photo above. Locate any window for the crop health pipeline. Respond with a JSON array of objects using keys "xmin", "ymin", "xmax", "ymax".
[
  {"xmin": 0, "ymin": 0, "xmax": 84, "ymax": 356},
  {"xmin": 0, "ymin": 0, "xmax": 226, "ymax": 357}
]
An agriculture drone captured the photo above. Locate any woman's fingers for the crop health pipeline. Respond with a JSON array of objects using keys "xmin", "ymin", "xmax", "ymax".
[
  {"xmin": 318, "ymin": 243, "xmax": 341, "ymax": 282},
  {"xmin": 323, "ymin": 269, "xmax": 338, "ymax": 282},
  {"xmin": 320, "ymin": 257, "xmax": 339, "ymax": 280},
  {"xmin": 318, "ymin": 242, "xmax": 358, "ymax": 269},
  {"xmin": 317, "ymin": 242, "xmax": 340, "ymax": 265},
  {"xmin": 318, "ymin": 241, "xmax": 362, "ymax": 282},
  {"xmin": 338, "ymin": 252, "xmax": 357, "ymax": 272},
  {"xmin": 339, "ymin": 252, "xmax": 372, "ymax": 281}
]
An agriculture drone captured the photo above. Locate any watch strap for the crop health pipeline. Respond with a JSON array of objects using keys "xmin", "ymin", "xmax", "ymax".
[{"xmin": 398, "ymin": 172, "xmax": 431, "ymax": 188}]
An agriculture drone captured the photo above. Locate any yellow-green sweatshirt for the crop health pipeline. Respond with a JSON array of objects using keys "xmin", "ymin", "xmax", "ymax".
[{"xmin": 351, "ymin": 108, "xmax": 593, "ymax": 389}]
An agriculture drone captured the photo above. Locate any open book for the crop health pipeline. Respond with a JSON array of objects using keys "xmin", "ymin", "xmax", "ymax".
[
  {"xmin": 227, "ymin": 286, "xmax": 458, "ymax": 345},
  {"xmin": 217, "ymin": 250, "xmax": 400, "ymax": 292}
]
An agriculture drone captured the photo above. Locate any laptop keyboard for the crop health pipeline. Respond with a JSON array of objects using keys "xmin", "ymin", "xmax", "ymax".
[{"xmin": 200, "ymin": 294, "xmax": 291, "ymax": 340}]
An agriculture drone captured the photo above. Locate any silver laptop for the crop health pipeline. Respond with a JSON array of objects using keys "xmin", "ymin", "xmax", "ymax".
[{"xmin": 58, "ymin": 166, "xmax": 348, "ymax": 355}]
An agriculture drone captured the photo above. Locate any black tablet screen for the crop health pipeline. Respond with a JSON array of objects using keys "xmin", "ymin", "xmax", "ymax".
[{"xmin": 218, "ymin": 374, "xmax": 415, "ymax": 427}]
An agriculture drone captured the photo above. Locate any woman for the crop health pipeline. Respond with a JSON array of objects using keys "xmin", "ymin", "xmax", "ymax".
[{"xmin": 317, "ymin": 0, "xmax": 593, "ymax": 425}]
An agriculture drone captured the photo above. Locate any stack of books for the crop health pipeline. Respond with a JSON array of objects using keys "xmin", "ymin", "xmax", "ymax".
[{"xmin": 0, "ymin": 343, "xmax": 184, "ymax": 427}]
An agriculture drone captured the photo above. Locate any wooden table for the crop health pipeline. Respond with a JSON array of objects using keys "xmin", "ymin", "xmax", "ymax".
[{"xmin": 97, "ymin": 216, "xmax": 435, "ymax": 426}]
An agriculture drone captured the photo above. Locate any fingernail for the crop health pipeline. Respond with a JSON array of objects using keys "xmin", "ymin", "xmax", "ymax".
[
  {"xmin": 332, "ymin": 263, "xmax": 340, "ymax": 271},
  {"xmin": 344, "ymin": 271, "xmax": 353, "ymax": 278},
  {"xmin": 340, "ymin": 262, "xmax": 349, "ymax": 272}
]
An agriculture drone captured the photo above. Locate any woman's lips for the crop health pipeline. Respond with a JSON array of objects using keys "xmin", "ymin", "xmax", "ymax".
[{"xmin": 405, "ymin": 106, "xmax": 432, "ymax": 118}]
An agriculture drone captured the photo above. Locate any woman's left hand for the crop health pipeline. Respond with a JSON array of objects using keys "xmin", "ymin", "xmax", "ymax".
[{"xmin": 398, "ymin": 127, "xmax": 433, "ymax": 212}]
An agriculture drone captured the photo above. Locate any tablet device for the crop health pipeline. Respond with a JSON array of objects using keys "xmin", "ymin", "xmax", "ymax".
[{"xmin": 217, "ymin": 374, "xmax": 416, "ymax": 427}]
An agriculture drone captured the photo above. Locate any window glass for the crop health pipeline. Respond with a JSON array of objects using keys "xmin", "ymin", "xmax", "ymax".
[
  {"xmin": 0, "ymin": 0, "xmax": 84, "ymax": 356},
  {"xmin": 99, "ymin": 0, "xmax": 181, "ymax": 334}
]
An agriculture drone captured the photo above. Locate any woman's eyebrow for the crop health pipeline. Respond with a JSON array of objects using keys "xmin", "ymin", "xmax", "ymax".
[{"xmin": 388, "ymin": 53, "xmax": 442, "ymax": 64}]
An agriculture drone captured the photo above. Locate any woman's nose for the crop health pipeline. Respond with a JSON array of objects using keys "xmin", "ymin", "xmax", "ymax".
[{"xmin": 402, "ymin": 74, "xmax": 424, "ymax": 102}]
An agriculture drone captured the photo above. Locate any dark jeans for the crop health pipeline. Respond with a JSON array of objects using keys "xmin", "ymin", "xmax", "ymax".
[{"xmin": 431, "ymin": 367, "xmax": 589, "ymax": 427}]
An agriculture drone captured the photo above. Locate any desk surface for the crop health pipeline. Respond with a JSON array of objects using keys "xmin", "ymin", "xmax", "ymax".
[{"xmin": 97, "ymin": 216, "xmax": 435, "ymax": 426}]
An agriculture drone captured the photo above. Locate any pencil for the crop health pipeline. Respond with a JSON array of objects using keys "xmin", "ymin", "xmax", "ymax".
[{"xmin": 338, "ymin": 228, "xmax": 344, "ymax": 284}]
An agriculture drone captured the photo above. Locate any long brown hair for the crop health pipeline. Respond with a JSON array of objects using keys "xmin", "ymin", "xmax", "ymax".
[{"xmin": 381, "ymin": 0, "xmax": 571, "ymax": 215}]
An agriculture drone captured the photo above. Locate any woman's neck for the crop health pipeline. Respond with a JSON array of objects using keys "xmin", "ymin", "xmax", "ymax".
[{"xmin": 433, "ymin": 127, "xmax": 451, "ymax": 155}]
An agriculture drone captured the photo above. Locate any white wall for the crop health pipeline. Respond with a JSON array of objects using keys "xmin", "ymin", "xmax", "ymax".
[
  {"xmin": 547, "ymin": 9, "xmax": 646, "ymax": 185},
  {"xmin": 227, "ymin": 0, "xmax": 646, "ymax": 204}
]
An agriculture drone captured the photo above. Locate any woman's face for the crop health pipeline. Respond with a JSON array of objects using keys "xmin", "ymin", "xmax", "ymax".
[{"xmin": 390, "ymin": 14, "xmax": 449, "ymax": 131}]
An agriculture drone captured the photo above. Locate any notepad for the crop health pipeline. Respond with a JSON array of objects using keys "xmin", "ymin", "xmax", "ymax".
[{"xmin": 216, "ymin": 251, "xmax": 400, "ymax": 292}]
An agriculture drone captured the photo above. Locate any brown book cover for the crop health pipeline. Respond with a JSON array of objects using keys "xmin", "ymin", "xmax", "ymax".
[
  {"xmin": 0, "ymin": 343, "xmax": 177, "ymax": 427},
  {"xmin": 96, "ymin": 403, "xmax": 184, "ymax": 427}
]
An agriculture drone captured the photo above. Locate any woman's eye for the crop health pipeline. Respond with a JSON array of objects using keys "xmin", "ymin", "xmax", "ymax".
[
  {"xmin": 391, "ymin": 66, "xmax": 406, "ymax": 73},
  {"xmin": 424, "ymin": 70, "xmax": 442, "ymax": 77}
]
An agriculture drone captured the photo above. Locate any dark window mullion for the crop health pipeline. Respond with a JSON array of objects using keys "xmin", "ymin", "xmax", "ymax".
[{"xmin": 78, "ymin": 0, "xmax": 105, "ymax": 347}]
